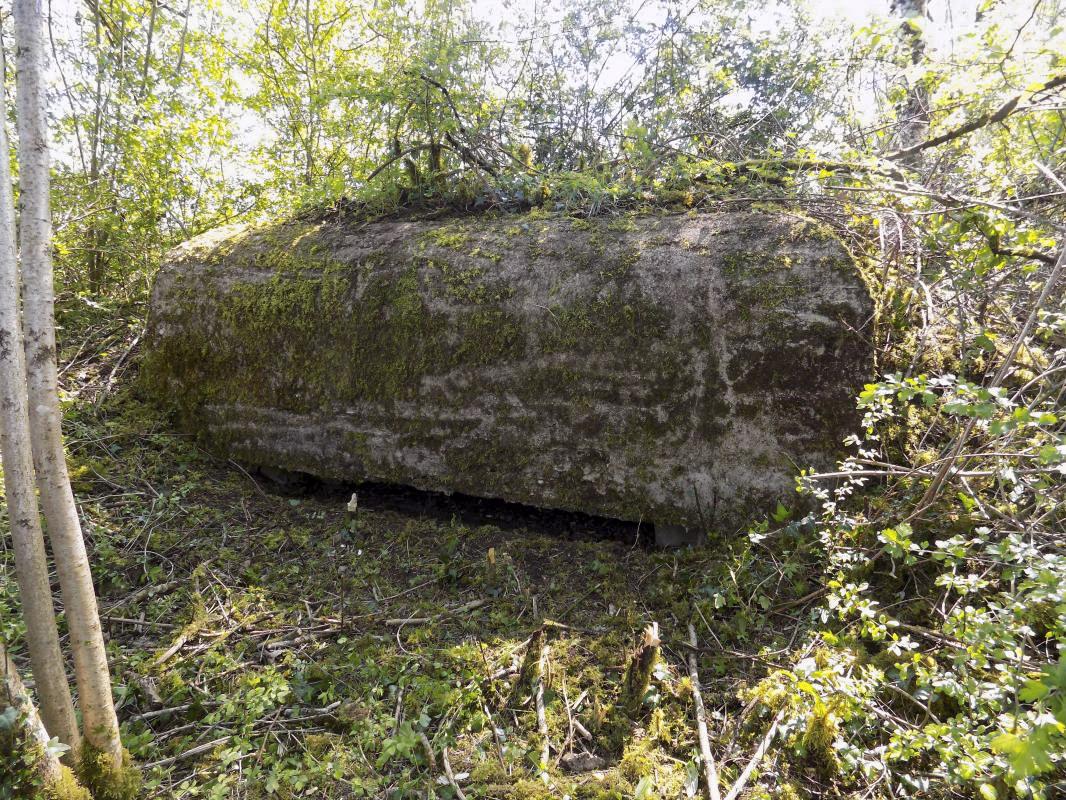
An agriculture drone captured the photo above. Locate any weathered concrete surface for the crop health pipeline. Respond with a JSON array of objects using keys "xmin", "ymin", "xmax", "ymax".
[{"xmin": 143, "ymin": 210, "xmax": 873, "ymax": 535}]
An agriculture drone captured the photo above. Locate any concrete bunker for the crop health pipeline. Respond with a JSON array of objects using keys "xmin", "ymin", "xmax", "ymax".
[{"xmin": 142, "ymin": 209, "xmax": 873, "ymax": 544}]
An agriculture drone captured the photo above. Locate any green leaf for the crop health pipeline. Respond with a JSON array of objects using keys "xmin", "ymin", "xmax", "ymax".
[
  {"xmin": 992, "ymin": 728, "xmax": 1056, "ymax": 779},
  {"xmin": 633, "ymin": 775, "xmax": 655, "ymax": 800},
  {"xmin": 771, "ymin": 502, "xmax": 792, "ymax": 522},
  {"xmin": 0, "ymin": 707, "xmax": 17, "ymax": 730},
  {"xmin": 1019, "ymin": 679, "xmax": 1050, "ymax": 702}
]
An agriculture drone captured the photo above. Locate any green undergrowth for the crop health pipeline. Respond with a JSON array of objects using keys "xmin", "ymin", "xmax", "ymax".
[
  {"xmin": 77, "ymin": 743, "xmax": 142, "ymax": 800},
  {"xmin": 0, "ymin": 718, "xmax": 91, "ymax": 800},
  {"xmin": 0, "ymin": 373, "xmax": 829, "ymax": 799},
  {"xmin": 5, "ymin": 185, "xmax": 1063, "ymax": 799},
  {"xmin": 316, "ymin": 157, "xmax": 885, "ymax": 225}
]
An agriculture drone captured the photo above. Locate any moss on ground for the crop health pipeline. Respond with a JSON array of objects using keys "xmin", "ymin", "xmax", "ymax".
[
  {"xmin": 0, "ymin": 383, "xmax": 833, "ymax": 799},
  {"xmin": 8, "ymin": 206, "xmax": 873, "ymax": 798},
  {"xmin": 48, "ymin": 765, "xmax": 93, "ymax": 800},
  {"xmin": 77, "ymin": 743, "xmax": 142, "ymax": 800},
  {"xmin": 0, "ymin": 729, "xmax": 92, "ymax": 800}
]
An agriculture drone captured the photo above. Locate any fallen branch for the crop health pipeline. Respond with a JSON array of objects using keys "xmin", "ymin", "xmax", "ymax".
[
  {"xmin": 102, "ymin": 615, "xmax": 178, "ymax": 629},
  {"xmin": 483, "ymin": 703, "xmax": 508, "ymax": 768},
  {"xmin": 555, "ymin": 677, "xmax": 577, "ymax": 767},
  {"xmin": 511, "ymin": 627, "xmax": 544, "ymax": 705},
  {"xmin": 533, "ymin": 638, "xmax": 551, "ymax": 774},
  {"xmin": 687, "ymin": 624, "xmax": 722, "ymax": 800},
  {"xmin": 573, "ymin": 718, "xmax": 593, "ymax": 741},
  {"xmin": 96, "ymin": 327, "xmax": 143, "ymax": 404},
  {"xmin": 722, "ymin": 710, "xmax": 784, "ymax": 800},
  {"xmin": 441, "ymin": 745, "xmax": 469, "ymax": 800},
  {"xmin": 142, "ymin": 735, "xmax": 231, "ymax": 770},
  {"xmin": 104, "ymin": 575, "xmax": 188, "ymax": 613},
  {"xmin": 384, "ymin": 598, "xmax": 489, "ymax": 627},
  {"xmin": 152, "ymin": 622, "xmax": 200, "ymax": 667},
  {"xmin": 132, "ymin": 702, "xmax": 193, "ymax": 722},
  {"xmin": 488, "ymin": 664, "xmax": 519, "ymax": 682}
]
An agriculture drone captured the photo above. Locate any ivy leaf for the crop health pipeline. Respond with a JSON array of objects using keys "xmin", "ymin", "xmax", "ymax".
[{"xmin": 0, "ymin": 706, "xmax": 17, "ymax": 730}]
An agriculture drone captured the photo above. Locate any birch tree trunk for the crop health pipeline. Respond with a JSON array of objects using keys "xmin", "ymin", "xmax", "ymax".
[
  {"xmin": 891, "ymin": 0, "xmax": 930, "ymax": 167},
  {"xmin": 0, "ymin": 41, "xmax": 79, "ymax": 752},
  {"xmin": 2, "ymin": 641, "xmax": 90, "ymax": 799},
  {"xmin": 2, "ymin": 640, "xmax": 62, "ymax": 783},
  {"xmin": 13, "ymin": 0, "xmax": 122, "ymax": 766}
]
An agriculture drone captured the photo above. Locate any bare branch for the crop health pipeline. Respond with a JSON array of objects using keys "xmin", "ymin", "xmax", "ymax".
[{"xmin": 886, "ymin": 73, "xmax": 1066, "ymax": 162}]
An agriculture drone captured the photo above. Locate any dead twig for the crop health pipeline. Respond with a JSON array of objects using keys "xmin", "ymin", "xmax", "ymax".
[
  {"xmin": 391, "ymin": 687, "xmax": 405, "ymax": 736},
  {"xmin": 722, "ymin": 710, "xmax": 784, "ymax": 800},
  {"xmin": 573, "ymin": 718, "xmax": 594, "ymax": 741},
  {"xmin": 132, "ymin": 702, "xmax": 193, "ymax": 722},
  {"xmin": 441, "ymin": 746, "xmax": 469, "ymax": 800},
  {"xmin": 483, "ymin": 703, "xmax": 508, "ymax": 770},
  {"xmin": 96, "ymin": 327, "xmax": 143, "ymax": 405},
  {"xmin": 104, "ymin": 574, "xmax": 188, "ymax": 613},
  {"xmin": 555, "ymin": 677, "xmax": 575, "ymax": 767},
  {"xmin": 103, "ymin": 615, "xmax": 178, "ymax": 629},
  {"xmin": 687, "ymin": 624, "xmax": 722, "ymax": 800},
  {"xmin": 535, "ymin": 641, "xmax": 550, "ymax": 774},
  {"xmin": 143, "ymin": 736, "xmax": 231, "ymax": 770},
  {"xmin": 772, "ymin": 586, "xmax": 827, "ymax": 612},
  {"xmin": 152, "ymin": 621, "xmax": 202, "ymax": 668},
  {"xmin": 385, "ymin": 598, "xmax": 489, "ymax": 627}
]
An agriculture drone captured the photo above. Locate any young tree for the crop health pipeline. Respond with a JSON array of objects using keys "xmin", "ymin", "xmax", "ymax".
[
  {"xmin": 0, "ymin": 35, "xmax": 79, "ymax": 754},
  {"xmin": 45, "ymin": 0, "xmax": 242, "ymax": 296},
  {"xmin": 1, "ymin": 641, "xmax": 90, "ymax": 799},
  {"xmin": 13, "ymin": 0, "xmax": 129, "ymax": 783},
  {"xmin": 890, "ymin": 0, "xmax": 931, "ymax": 166}
]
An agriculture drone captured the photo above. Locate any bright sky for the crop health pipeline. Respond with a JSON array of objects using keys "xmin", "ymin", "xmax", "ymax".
[
  {"xmin": 464, "ymin": 0, "xmax": 981, "ymax": 43},
  {"xmin": 42, "ymin": 0, "xmax": 980, "ymax": 63},
  {"xmin": 37, "ymin": 0, "xmax": 996, "ymax": 171}
]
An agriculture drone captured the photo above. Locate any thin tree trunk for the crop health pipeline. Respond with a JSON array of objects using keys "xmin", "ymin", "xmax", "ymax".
[
  {"xmin": 3, "ymin": 643, "xmax": 59, "ymax": 781},
  {"xmin": 139, "ymin": 0, "xmax": 159, "ymax": 101},
  {"xmin": 87, "ymin": 2, "xmax": 106, "ymax": 293},
  {"xmin": 0, "ymin": 39, "xmax": 79, "ymax": 752},
  {"xmin": 13, "ymin": 0, "xmax": 122, "ymax": 767},
  {"xmin": 891, "ymin": 0, "xmax": 930, "ymax": 167},
  {"xmin": 1, "ymin": 642, "xmax": 92, "ymax": 799}
]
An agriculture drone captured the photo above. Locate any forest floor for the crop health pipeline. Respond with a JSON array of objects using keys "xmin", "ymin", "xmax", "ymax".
[{"xmin": 7, "ymin": 302, "xmax": 830, "ymax": 800}]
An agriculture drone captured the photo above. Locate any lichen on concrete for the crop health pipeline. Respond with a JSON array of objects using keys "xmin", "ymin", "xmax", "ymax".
[{"xmin": 142, "ymin": 210, "xmax": 874, "ymax": 535}]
